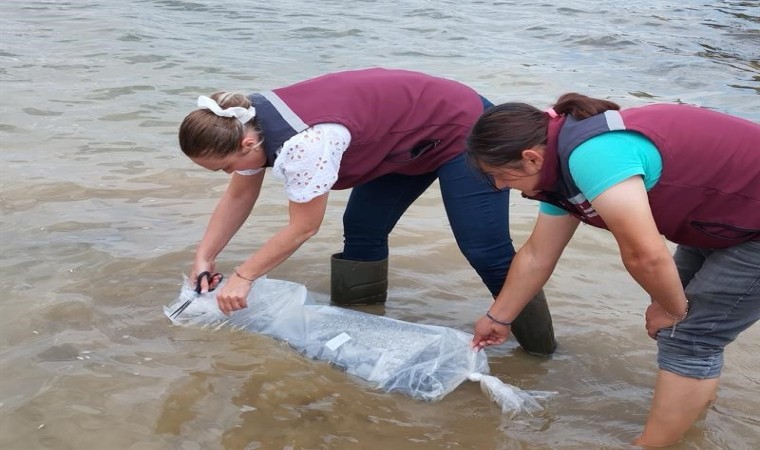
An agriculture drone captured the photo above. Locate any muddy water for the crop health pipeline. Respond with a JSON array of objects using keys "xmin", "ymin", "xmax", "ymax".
[{"xmin": 1, "ymin": 1, "xmax": 758, "ymax": 449}]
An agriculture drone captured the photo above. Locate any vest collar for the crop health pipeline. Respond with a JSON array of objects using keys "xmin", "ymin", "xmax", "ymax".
[{"xmin": 527, "ymin": 116, "xmax": 566, "ymax": 198}]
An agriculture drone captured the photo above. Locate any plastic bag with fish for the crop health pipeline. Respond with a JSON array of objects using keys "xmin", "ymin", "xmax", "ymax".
[{"xmin": 163, "ymin": 276, "xmax": 554, "ymax": 415}]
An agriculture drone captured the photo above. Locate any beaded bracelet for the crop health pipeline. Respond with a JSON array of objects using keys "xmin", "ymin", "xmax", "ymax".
[
  {"xmin": 664, "ymin": 299, "xmax": 690, "ymax": 322},
  {"xmin": 486, "ymin": 311, "xmax": 512, "ymax": 327},
  {"xmin": 667, "ymin": 299, "xmax": 690, "ymax": 338},
  {"xmin": 233, "ymin": 268, "xmax": 256, "ymax": 282}
]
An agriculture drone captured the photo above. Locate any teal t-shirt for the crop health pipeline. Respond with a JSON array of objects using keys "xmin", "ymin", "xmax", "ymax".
[{"xmin": 540, "ymin": 131, "xmax": 662, "ymax": 215}]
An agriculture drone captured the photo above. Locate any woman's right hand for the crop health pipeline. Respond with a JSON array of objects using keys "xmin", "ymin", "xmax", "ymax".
[{"xmin": 191, "ymin": 259, "xmax": 220, "ymax": 293}]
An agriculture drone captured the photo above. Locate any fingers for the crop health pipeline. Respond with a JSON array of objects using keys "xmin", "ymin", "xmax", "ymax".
[
  {"xmin": 470, "ymin": 335, "xmax": 506, "ymax": 349},
  {"xmin": 214, "ymin": 275, "xmax": 252, "ymax": 315},
  {"xmin": 200, "ymin": 278, "xmax": 211, "ymax": 294},
  {"xmin": 217, "ymin": 298, "xmax": 247, "ymax": 315},
  {"xmin": 208, "ymin": 273, "xmax": 223, "ymax": 291}
]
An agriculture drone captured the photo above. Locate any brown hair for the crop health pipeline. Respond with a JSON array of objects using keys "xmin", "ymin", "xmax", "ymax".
[
  {"xmin": 178, "ymin": 92, "xmax": 259, "ymax": 158},
  {"xmin": 466, "ymin": 93, "xmax": 621, "ymax": 168}
]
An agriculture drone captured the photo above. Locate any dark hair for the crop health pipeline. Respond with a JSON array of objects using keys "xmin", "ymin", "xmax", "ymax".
[
  {"xmin": 466, "ymin": 93, "xmax": 621, "ymax": 168},
  {"xmin": 178, "ymin": 92, "xmax": 259, "ymax": 158}
]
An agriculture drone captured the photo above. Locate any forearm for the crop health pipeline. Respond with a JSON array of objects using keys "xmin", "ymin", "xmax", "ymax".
[
  {"xmin": 489, "ymin": 213, "xmax": 577, "ymax": 322},
  {"xmin": 622, "ymin": 248, "xmax": 688, "ymax": 317},
  {"xmin": 196, "ymin": 191, "xmax": 257, "ymax": 262},
  {"xmin": 488, "ymin": 245, "xmax": 558, "ymax": 323},
  {"xmin": 234, "ymin": 224, "xmax": 317, "ymax": 280}
]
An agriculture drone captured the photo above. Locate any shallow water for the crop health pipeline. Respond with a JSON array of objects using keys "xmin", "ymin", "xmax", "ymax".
[{"xmin": 1, "ymin": 0, "xmax": 759, "ymax": 449}]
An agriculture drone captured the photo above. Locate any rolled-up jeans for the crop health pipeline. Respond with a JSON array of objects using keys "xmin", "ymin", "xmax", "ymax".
[{"xmin": 656, "ymin": 240, "xmax": 760, "ymax": 378}]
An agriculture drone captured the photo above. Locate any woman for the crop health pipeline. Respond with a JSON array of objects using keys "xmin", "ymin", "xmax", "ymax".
[
  {"xmin": 466, "ymin": 93, "xmax": 760, "ymax": 446},
  {"xmin": 177, "ymin": 68, "xmax": 557, "ymax": 355}
]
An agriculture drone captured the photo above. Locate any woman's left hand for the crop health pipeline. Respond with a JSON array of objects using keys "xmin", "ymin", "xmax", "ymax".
[
  {"xmin": 644, "ymin": 301, "xmax": 676, "ymax": 339},
  {"xmin": 471, "ymin": 315, "xmax": 511, "ymax": 349},
  {"xmin": 216, "ymin": 275, "xmax": 253, "ymax": 315}
]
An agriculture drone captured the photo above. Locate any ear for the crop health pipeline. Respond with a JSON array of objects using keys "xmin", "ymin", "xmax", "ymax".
[
  {"xmin": 521, "ymin": 146, "xmax": 545, "ymax": 170},
  {"xmin": 240, "ymin": 134, "xmax": 260, "ymax": 153}
]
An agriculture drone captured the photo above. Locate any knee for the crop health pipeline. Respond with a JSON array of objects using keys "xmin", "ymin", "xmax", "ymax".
[{"xmin": 460, "ymin": 242, "xmax": 514, "ymax": 274}]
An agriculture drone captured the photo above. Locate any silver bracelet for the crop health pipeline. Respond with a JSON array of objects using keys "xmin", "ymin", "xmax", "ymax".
[{"xmin": 668, "ymin": 299, "xmax": 690, "ymax": 338}]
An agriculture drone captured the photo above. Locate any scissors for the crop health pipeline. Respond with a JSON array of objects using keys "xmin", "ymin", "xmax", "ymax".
[{"xmin": 169, "ymin": 271, "xmax": 224, "ymax": 319}]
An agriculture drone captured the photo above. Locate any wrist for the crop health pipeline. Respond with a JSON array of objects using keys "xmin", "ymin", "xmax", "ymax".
[
  {"xmin": 664, "ymin": 298, "xmax": 690, "ymax": 338},
  {"xmin": 486, "ymin": 310, "xmax": 512, "ymax": 327},
  {"xmin": 663, "ymin": 298, "xmax": 690, "ymax": 323},
  {"xmin": 195, "ymin": 253, "xmax": 215, "ymax": 266},
  {"xmin": 233, "ymin": 267, "xmax": 256, "ymax": 283}
]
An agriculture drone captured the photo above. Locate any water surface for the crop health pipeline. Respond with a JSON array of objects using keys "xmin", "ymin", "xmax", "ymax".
[{"xmin": 1, "ymin": 1, "xmax": 758, "ymax": 449}]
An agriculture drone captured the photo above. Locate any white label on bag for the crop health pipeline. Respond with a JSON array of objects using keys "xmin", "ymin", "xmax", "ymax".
[{"xmin": 325, "ymin": 332, "xmax": 352, "ymax": 351}]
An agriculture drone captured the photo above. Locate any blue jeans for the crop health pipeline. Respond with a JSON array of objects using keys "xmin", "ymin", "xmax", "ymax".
[
  {"xmin": 656, "ymin": 240, "xmax": 760, "ymax": 378},
  {"xmin": 340, "ymin": 151, "xmax": 514, "ymax": 297}
]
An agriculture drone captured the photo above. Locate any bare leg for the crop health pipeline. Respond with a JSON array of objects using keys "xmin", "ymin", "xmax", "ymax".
[{"xmin": 633, "ymin": 370, "xmax": 719, "ymax": 447}]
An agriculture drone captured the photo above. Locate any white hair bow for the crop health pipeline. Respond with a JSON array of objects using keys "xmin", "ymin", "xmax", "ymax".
[{"xmin": 197, "ymin": 95, "xmax": 256, "ymax": 124}]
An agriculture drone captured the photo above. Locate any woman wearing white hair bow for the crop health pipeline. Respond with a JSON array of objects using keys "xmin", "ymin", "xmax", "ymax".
[{"xmin": 177, "ymin": 68, "xmax": 558, "ymax": 355}]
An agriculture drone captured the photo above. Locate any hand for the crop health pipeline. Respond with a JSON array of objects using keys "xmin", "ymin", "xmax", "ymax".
[
  {"xmin": 471, "ymin": 314, "xmax": 511, "ymax": 350},
  {"xmin": 645, "ymin": 301, "xmax": 677, "ymax": 340},
  {"xmin": 216, "ymin": 274, "xmax": 253, "ymax": 315},
  {"xmin": 191, "ymin": 260, "xmax": 220, "ymax": 293}
]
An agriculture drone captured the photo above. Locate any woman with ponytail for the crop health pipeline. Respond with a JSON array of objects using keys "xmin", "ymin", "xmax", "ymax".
[
  {"xmin": 175, "ymin": 68, "xmax": 559, "ymax": 356},
  {"xmin": 467, "ymin": 93, "xmax": 760, "ymax": 445}
]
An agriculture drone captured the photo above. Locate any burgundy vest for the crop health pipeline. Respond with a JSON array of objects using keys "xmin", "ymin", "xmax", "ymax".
[
  {"xmin": 528, "ymin": 104, "xmax": 760, "ymax": 248},
  {"xmin": 249, "ymin": 68, "xmax": 484, "ymax": 189}
]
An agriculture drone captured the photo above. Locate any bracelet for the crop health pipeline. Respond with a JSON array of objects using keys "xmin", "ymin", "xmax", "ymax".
[
  {"xmin": 664, "ymin": 299, "xmax": 690, "ymax": 322},
  {"xmin": 486, "ymin": 311, "xmax": 512, "ymax": 327},
  {"xmin": 233, "ymin": 268, "xmax": 256, "ymax": 283},
  {"xmin": 667, "ymin": 299, "xmax": 690, "ymax": 338}
]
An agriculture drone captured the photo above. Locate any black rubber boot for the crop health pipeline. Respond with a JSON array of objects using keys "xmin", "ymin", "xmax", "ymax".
[
  {"xmin": 330, "ymin": 253, "xmax": 388, "ymax": 305},
  {"xmin": 508, "ymin": 289, "xmax": 558, "ymax": 356}
]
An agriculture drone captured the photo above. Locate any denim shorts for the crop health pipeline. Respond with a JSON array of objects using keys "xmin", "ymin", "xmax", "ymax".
[{"xmin": 656, "ymin": 240, "xmax": 760, "ymax": 378}]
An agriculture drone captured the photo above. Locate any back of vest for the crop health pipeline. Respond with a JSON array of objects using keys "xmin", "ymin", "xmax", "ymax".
[
  {"xmin": 623, "ymin": 105, "xmax": 760, "ymax": 248},
  {"xmin": 550, "ymin": 104, "xmax": 760, "ymax": 248},
  {"xmin": 271, "ymin": 68, "xmax": 484, "ymax": 189}
]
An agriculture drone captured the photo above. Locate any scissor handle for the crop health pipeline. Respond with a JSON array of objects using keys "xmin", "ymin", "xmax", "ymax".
[{"xmin": 194, "ymin": 271, "xmax": 224, "ymax": 294}]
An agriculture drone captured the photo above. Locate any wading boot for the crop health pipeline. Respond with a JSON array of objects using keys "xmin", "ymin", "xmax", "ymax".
[
  {"xmin": 330, "ymin": 253, "xmax": 388, "ymax": 305},
  {"xmin": 508, "ymin": 289, "xmax": 558, "ymax": 356}
]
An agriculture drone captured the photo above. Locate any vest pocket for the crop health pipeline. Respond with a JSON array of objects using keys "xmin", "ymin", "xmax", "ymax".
[
  {"xmin": 386, "ymin": 139, "xmax": 440, "ymax": 164},
  {"xmin": 691, "ymin": 220, "xmax": 760, "ymax": 241}
]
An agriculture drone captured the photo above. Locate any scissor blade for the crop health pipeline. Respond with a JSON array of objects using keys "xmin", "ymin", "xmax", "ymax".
[{"xmin": 169, "ymin": 298, "xmax": 194, "ymax": 319}]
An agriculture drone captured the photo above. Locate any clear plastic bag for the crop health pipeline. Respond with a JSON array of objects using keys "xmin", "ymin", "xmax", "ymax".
[{"xmin": 164, "ymin": 277, "xmax": 554, "ymax": 414}]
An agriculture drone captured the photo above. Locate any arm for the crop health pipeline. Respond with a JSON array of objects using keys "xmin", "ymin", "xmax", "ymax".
[
  {"xmin": 590, "ymin": 176, "xmax": 688, "ymax": 335},
  {"xmin": 216, "ymin": 192, "xmax": 330, "ymax": 314},
  {"xmin": 236, "ymin": 192, "xmax": 329, "ymax": 278},
  {"xmin": 193, "ymin": 171, "xmax": 265, "ymax": 284},
  {"xmin": 472, "ymin": 212, "xmax": 579, "ymax": 348},
  {"xmin": 216, "ymin": 123, "xmax": 349, "ymax": 314}
]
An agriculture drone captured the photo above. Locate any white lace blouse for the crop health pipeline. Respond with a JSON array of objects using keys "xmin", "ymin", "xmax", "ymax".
[{"xmin": 236, "ymin": 123, "xmax": 351, "ymax": 203}]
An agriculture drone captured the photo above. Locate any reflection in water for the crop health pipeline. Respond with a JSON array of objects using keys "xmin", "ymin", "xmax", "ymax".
[{"xmin": 0, "ymin": 0, "xmax": 758, "ymax": 449}]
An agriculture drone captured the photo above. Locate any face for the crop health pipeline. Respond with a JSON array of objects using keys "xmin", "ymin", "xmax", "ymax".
[
  {"xmin": 479, "ymin": 148, "xmax": 545, "ymax": 196},
  {"xmin": 190, "ymin": 135, "xmax": 265, "ymax": 174},
  {"xmin": 481, "ymin": 164, "xmax": 541, "ymax": 195}
]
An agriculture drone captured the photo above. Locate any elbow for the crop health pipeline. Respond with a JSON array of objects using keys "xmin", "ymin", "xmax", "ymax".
[
  {"xmin": 621, "ymin": 248, "xmax": 670, "ymax": 276},
  {"xmin": 304, "ymin": 225, "xmax": 320, "ymax": 240},
  {"xmin": 294, "ymin": 224, "xmax": 320, "ymax": 244},
  {"xmin": 519, "ymin": 242, "xmax": 561, "ymax": 274}
]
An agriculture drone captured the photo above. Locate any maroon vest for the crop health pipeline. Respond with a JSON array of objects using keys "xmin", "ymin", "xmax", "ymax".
[
  {"xmin": 529, "ymin": 104, "xmax": 760, "ymax": 248},
  {"xmin": 250, "ymin": 68, "xmax": 484, "ymax": 189}
]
